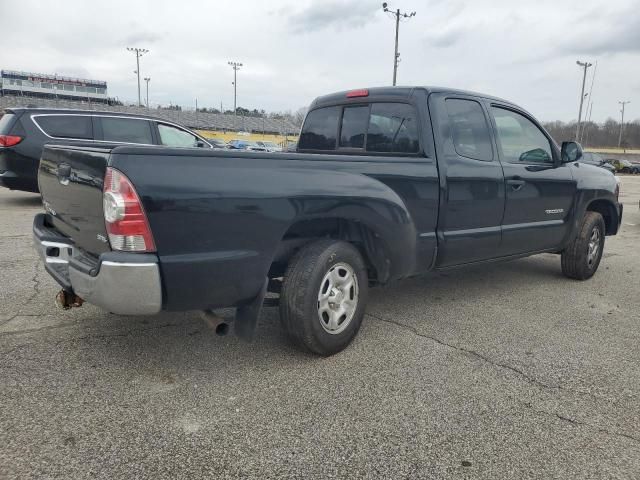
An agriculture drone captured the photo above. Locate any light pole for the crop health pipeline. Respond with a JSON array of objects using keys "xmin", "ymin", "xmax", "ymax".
[
  {"xmin": 618, "ymin": 101, "xmax": 631, "ymax": 149},
  {"xmin": 127, "ymin": 47, "xmax": 149, "ymax": 107},
  {"xmin": 575, "ymin": 60, "xmax": 592, "ymax": 142},
  {"xmin": 228, "ymin": 61, "xmax": 243, "ymax": 130},
  {"xmin": 143, "ymin": 77, "xmax": 150, "ymax": 108},
  {"xmin": 382, "ymin": 3, "xmax": 416, "ymax": 86}
]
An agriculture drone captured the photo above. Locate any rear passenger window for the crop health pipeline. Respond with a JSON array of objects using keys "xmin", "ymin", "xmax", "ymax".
[
  {"xmin": 298, "ymin": 107, "xmax": 339, "ymax": 150},
  {"xmin": 366, "ymin": 103, "xmax": 419, "ymax": 153},
  {"xmin": 101, "ymin": 117, "xmax": 153, "ymax": 144},
  {"xmin": 340, "ymin": 106, "xmax": 368, "ymax": 148},
  {"xmin": 445, "ymin": 99, "xmax": 493, "ymax": 161},
  {"xmin": 35, "ymin": 115, "xmax": 93, "ymax": 139}
]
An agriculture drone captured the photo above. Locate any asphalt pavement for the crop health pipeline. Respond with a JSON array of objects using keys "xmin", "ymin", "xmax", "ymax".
[{"xmin": 1, "ymin": 178, "xmax": 639, "ymax": 479}]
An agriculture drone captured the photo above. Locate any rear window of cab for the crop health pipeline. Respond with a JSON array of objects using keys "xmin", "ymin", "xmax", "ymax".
[{"xmin": 298, "ymin": 102, "xmax": 420, "ymax": 154}]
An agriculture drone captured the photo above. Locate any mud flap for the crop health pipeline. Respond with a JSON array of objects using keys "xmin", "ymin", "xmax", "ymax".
[{"xmin": 234, "ymin": 278, "xmax": 268, "ymax": 341}]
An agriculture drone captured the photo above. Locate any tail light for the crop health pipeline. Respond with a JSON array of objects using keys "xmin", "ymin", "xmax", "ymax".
[
  {"xmin": 103, "ymin": 167, "xmax": 155, "ymax": 252},
  {"xmin": 0, "ymin": 135, "xmax": 23, "ymax": 147}
]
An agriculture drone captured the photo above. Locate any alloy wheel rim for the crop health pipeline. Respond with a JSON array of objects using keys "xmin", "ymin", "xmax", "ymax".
[
  {"xmin": 317, "ymin": 262, "xmax": 359, "ymax": 335},
  {"xmin": 587, "ymin": 227, "xmax": 601, "ymax": 268}
]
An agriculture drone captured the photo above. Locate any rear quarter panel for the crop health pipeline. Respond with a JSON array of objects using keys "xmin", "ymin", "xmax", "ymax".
[{"xmin": 110, "ymin": 150, "xmax": 438, "ymax": 310}]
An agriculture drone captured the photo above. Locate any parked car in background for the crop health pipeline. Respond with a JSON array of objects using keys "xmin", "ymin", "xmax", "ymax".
[
  {"xmin": 207, "ymin": 138, "xmax": 230, "ymax": 149},
  {"xmin": 33, "ymin": 86, "xmax": 622, "ymax": 356},
  {"xmin": 227, "ymin": 139, "xmax": 258, "ymax": 150},
  {"xmin": 608, "ymin": 158, "xmax": 640, "ymax": 174},
  {"xmin": 256, "ymin": 141, "xmax": 282, "ymax": 152},
  {"xmin": 228, "ymin": 139, "xmax": 270, "ymax": 152},
  {"xmin": 0, "ymin": 108, "xmax": 215, "ymax": 193},
  {"xmin": 580, "ymin": 152, "xmax": 616, "ymax": 173}
]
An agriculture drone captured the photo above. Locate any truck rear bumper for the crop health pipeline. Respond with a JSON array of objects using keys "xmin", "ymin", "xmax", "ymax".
[{"xmin": 33, "ymin": 213, "xmax": 162, "ymax": 315}]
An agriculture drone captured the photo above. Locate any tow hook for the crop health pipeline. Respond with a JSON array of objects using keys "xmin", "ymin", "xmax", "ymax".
[{"xmin": 55, "ymin": 290, "xmax": 84, "ymax": 310}]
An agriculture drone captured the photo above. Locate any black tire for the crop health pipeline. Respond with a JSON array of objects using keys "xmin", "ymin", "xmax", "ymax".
[
  {"xmin": 279, "ymin": 239, "xmax": 369, "ymax": 356},
  {"xmin": 561, "ymin": 211, "xmax": 605, "ymax": 280}
]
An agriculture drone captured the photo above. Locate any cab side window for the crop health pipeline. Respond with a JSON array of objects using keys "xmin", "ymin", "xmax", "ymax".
[
  {"xmin": 491, "ymin": 107, "xmax": 553, "ymax": 164},
  {"xmin": 445, "ymin": 99, "xmax": 493, "ymax": 161},
  {"xmin": 157, "ymin": 124, "xmax": 199, "ymax": 148}
]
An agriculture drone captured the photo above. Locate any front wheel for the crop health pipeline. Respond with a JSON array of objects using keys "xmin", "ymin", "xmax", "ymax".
[
  {"xmin": 561, "ymin": 211, "xmax": 605, "ymax": 280},
  {"xmin": 279, "ymin": 239, "xmax": 369, "ymax": 356}
]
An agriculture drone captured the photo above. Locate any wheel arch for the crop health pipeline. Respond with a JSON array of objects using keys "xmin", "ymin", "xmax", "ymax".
[
  {"xmin": 585, "ymin": 198, "xmax": 619, "ymax": 235},
  {"xmin": 270, "ymin": 215, "xmax": 414, "ymax": 285}
]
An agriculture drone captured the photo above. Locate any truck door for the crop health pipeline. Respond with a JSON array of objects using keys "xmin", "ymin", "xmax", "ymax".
[
  {"xmin": 429, "ymin": 94, "xmax": 505, "ymax": 266},
  {"xmin": 488, "ymin": 105, "xmax": 576, "ymax": 256}
]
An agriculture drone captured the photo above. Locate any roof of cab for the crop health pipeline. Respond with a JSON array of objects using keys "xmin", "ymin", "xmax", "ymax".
[{"xmin": 311, "ymin": 86, "xmax": 517, "ymax": 108}]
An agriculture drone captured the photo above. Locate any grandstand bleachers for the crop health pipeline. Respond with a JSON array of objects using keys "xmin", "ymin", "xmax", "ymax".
[{"xmin": 0, "ymin": 94, "xmax": 300, "ymax": 134}]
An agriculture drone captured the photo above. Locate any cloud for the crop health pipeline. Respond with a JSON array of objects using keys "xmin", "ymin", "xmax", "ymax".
[
  {"xmin": 425, "ymin": 27, "xmax": 467, "ymax": 48},
  {"xmin": 561, "ymin": 7, "xmax": 640, "ymax": 55},
  {"xmin": 289, "ymin": 0, "xmax": 379, "ymax": 34},
  {"xmin": 122, "ymin": 31, "xmax": 163, "ymax": 46}
]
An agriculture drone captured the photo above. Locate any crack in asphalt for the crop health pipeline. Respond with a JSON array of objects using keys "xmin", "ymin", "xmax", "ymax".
[
  {"xmin": 369, "ymin": 312, "xmax": 640, "ymax": 446},
  {"xmin": 519, "ymin": 401, "xmax": 640, "ymax": 445},
  {"xmin": 0, "ymin": 259, "xmax": 43, "ymax": 327},
  {"xmin": 369, "ymin": 313, "xmax": 607, "ymax": 403},
  {"xmin": 53, "ymin": 321, "xmax": 195, "ymax": 346},
  {"xmin": 0, "ymin": 319, "xmax": 86, "ymax": 338}
]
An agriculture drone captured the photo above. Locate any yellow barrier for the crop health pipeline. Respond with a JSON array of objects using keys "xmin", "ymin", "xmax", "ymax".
[{"xmin": 585, "ymin": 147, "xmax": 640, "ymax": 155}]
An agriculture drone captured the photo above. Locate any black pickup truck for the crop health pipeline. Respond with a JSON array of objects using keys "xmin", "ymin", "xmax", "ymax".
[{"xmin": 33, "ymin": 87, "xmax": 622, "ymax": 355}]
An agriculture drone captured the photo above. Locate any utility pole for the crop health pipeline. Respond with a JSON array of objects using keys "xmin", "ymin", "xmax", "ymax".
[
  {"xmin": 127, "ymin": 47, "xmax": 148, "ymax": 107},
  {"xmin": 618, "ymin": 101, "xmax": 631, "ymax": 149},
  {"xmin": 228, "ymin": 61, "xmax": 243, "ymax": 130},
  {"xmin": 382, "ymin": 3, "xmax": 416, "ymax": 86},
  {"xmin": 143, "ymin": 77, "xmax": 150, "ymax": 108},
  {"xmin": 575, "ymin": 60, "xmax": 592, "ymax": 141}
]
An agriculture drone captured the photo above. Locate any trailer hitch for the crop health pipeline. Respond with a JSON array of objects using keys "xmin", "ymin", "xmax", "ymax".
[{"xmin": 55, "ymin": 289, "xmax": 84, "ymax": 310}]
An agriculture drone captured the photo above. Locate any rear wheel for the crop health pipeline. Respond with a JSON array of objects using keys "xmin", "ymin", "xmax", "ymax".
[
  {"xmin": 279, "ymin": 239, "xmax": 368, "ymax": 356},
  {"xmin": 561, "ymin": 211, "xmax": 605, "ymax": 280}
]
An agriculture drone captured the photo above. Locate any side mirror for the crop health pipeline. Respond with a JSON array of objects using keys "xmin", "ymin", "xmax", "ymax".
[
  {"xmin": 561, "ymin": 141, "xmax": 583, "ymax": 163},
  {"xmin": 196, "ymin": 141, "xmax": 205, "ymax": 148}
]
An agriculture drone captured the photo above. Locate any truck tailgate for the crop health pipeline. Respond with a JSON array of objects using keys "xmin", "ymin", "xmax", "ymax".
[{"xmin": 38, "ymin": 145, "xmax": 111, "ymax": 255}]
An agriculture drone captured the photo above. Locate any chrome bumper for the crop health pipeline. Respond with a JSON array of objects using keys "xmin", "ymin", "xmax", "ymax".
[{"xmin": 33, "ymin": 214, "xmax": 162, "ymax": 315}]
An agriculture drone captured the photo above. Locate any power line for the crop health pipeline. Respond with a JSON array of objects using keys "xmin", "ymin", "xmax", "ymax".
[
  {"xmin": 126, "ymin": 47, "xmax": 149, "ymax": 107},
  {"xmin": 382, "ymin": 3, "xmax": 416, "ymax": 86}
]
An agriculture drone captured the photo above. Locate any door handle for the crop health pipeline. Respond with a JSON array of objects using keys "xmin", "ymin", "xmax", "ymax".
[{"xmin": 506, "ymin": 179, "xmax": 525, "ymax": 191}]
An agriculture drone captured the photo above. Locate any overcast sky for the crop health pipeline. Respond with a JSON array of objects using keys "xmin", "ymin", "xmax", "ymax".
[{"xmin": 4, "ymin": 0, "xmax": 639, "ymax": 122}]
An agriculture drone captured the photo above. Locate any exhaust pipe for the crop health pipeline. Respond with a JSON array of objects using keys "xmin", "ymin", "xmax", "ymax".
[
  {"xmin": 201, "ymin": 309, "xmax": 230, "ymax": 336},
  {"xmin": 55, "ymin": 290, "xmax": 84, "ymax": 310}
]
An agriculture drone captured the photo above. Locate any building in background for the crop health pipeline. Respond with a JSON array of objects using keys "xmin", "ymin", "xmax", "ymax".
[{"xmin": 0, "ymin": 69, "xmax": 108, "ymax": 103}]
